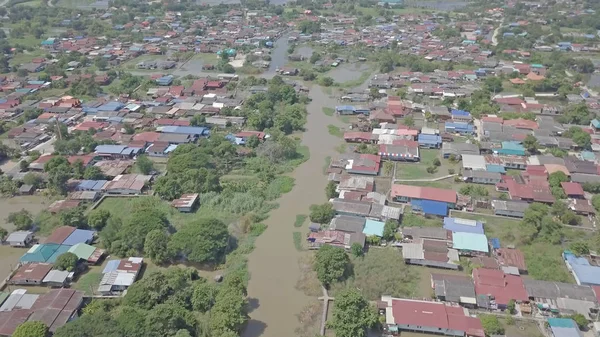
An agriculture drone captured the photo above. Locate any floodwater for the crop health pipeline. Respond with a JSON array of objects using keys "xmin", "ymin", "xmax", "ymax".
[
  {"xmin": 243, "ymin": 86, "xmax": 346, "ymax": 337},
  {"xmin": 329, "ymin": 63, "xmax": 371, "ymax": 84},
  {"xmin": 296, "ymin": 46, "xmax": 314, "ymax": 59},
  {"xmin": 265, "ymin": 35, "xmax": 289, "ymax": 75}
]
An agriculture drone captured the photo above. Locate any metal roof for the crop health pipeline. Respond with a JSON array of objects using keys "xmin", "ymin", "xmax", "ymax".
[{"xmin": 61, "ymin": 229, "xmax": 95, "ymax": 246}]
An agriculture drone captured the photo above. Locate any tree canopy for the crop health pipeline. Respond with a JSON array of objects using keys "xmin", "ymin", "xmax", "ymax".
[
  {"xmin": 309, "ymin": 203, "xmax": 335, "ymax": 224},
  {"xmin": 12, "ymin": 321, "xmax": 48, "ymax": 337},
  {"xmin": 54, "ymin": 252, "xmax": 79, "ymax": 271},
  {"xmin": 327, "ymin": 288, "xmax": 378, "ymax": 337},
  {"xmin": 168, "ymin": 218, "xmax": 229, "ymax": 265},
  {"xmin": 314, "ymin": 245, "xmax": 350, "ymax": 287}
]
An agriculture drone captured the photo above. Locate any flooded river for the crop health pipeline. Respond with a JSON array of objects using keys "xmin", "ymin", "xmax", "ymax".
[
  {"xmin": 265, "ymin": 34, "xmax": 290, "ymax": 76},
  {"xmin": 243, "ymin": 86, "xmax": 345, "ymax": 337}
]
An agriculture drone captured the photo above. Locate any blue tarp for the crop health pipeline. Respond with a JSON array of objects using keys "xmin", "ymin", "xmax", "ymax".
[
  {"xmin": 62, "ymin": 229, "xmax": 95, "ymax": 246},
  {"xmin": 451, "ymin": 109, "xmax": 470, "ymax": 116},
  {"xmin": 103, "ymin": 259, "xmax": 120, "ymax": 274},
  {"xmin": 490, "ymin": 238, "xmax": 501, "ymax": 250},
  {"xmin": 420, "ymin": 200, "xmax": 448, "ymax": 216}
]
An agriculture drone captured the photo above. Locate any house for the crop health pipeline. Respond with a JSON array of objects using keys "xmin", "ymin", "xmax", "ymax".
[
  {"xmin": 452, "ymin": 232, "xmax": 489, "ymax": 256},
  {"xmin": 401, "ymin": 240, "xmax": 460, "ymax": 270},
  {"xmin": 547, "ymin": 318, "xmax": 583, "ymax": 337},
  {"xmin": 401, "ymin": 227, "xmax": 451, "ymax": 242},
  {"xmin": 443, "ymin": 217, "xmax": 484, "ymax": 234},
  {"xmin": 344, "ymin": 154, "xmax": 381, "ymax": 175},
  {"xmin": 68, "ymin": 243, "xmax": 105, "ymax": 264},
  {"xmin": 495, "ymin": 248, "xmax": 527, "ymax": 274},
  {"xmin": 8, "ymin": 263, "xmax": 52, "ymax": 285},
  {"xmin": 95, "ymin": 145, "xmax": 142, "ymax": 159},
  {"xmin": 463, "ymin": 170, "xmax": 502, "ymax": 185},
  {"xmin": 418, "ymin": 134, "xmax": 442, "ymax": 148},
  {"xmin": 45, "ymin": 226, "xmax": 76, "ymax": 245},
  {"xmin": 391, "ymin": 184, "xmax": 457, "ymax": 215},
  {"xmin": 524, "ymin": 279, "xmax": 598, "ymax": 319},
  {"xmin": 378, "ymin": 142, "xmax": 420, "ymax": 161},
  {"xmin": 103, "ymin": 174, "xmax": 152, "ymax": 195},
  {"xmin": 563, "ymin": 251, "xmax": 600, "ymax": 286},
  {"xmin": 146, "ymin": 142, "xmax": 178, "ymax": 157},
  {"xmin": 307, "ymin": 230, "xmax": 366, "ymax": 250},
  {"xmin": 431, "ymin": 273, "xmax": 477, "ymax": 307},
  {"xmin": 98, "ymin": 257, "xmax": 143, "ymax": 295},
  {"xmin": 472, "ymin": 268, "xmax": 528, "ymax": 309},
  {"xmin": 442, "ymin": 142, "xmax": 480, "ymax": 159},
  {"xmin": 492, "ymin": 199, "xmax": 529, "ymax": 218},
  {"xmin": 159, "ymin": 125, "xmax": 210, "ymax": 138},
  {"xmin": 445, "ymin": 122, "xmax": 475, "ymax": 135},
  {"xmin": 171, "ymin": 193, "xmax": 199, "ymax": 212},
  {"xmin": 497, "ymin": 141, "xmax": 526, "ymax": 156},
  {"xmin": 5, "ymin": 231, "xmax": 34, "ymax": 247},
  {"xmin": 379, "ymin": 297, "xmax": 484, "ymax": 337},
  {"xmin": 18, "ymin": 184, "xmax": 35, "ymax": 195},
  {"xmin": 561, "ymin": 182, "xmax": 585, "ymax": 199},
  {"xmin": 0, "ymin": 288, "xmax": 84, "ymax": 335},
  {"xmin": 329, "ymin": 215, "xmax": 366, "ymax": 234},
  {"xmin": 42, "ymin": 270, "xmax": 72, "ymax": 288},
  {"xmin": 235, "ymin": 131, "xmax": 266, "ymax": 145},
  {"xmin": 331, "ymin": 199, "xmax": 372, "ymax": 217}
]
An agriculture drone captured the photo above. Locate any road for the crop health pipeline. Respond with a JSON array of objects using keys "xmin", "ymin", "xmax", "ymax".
[{"xmin": 491, "ymin": 18, "xmax": 505, "ymax": 46}]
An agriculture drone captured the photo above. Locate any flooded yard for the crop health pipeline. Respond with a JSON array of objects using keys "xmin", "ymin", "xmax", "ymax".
[
  {"xmin": 296, "ymin": 46, "xmax": 314, "ymax": 59},
  {"xmin": 329, "ymin": 63, "xmax": 371, "ymax": 86}
]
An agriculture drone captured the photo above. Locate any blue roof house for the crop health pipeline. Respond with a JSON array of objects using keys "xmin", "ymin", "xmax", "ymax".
[
  {"xmin": 95, "ymin": 145, "xmax": 142, "ymax": 158},
  {"xmin": 76, "ymin": 180, "xmax": 108, "ymax": 191},
  {"xmin": 418, "ymin": 134, "xmax": 442, "ymax": 149},
  {"xmin": 590, "ymin": 119, "xmax": 600, "ymax": 131},
  {"xmin": 443, "ymin": 217, "xmax": 484, "ymax": 234},
  {"xmin": 62, "ymin": 229, "xmax": 95, "ymax": 246},
  {"xmin": 445, "ymin": 122, "xmax": 475, "ymax": 135},
  {"xmin": 362, "ymin": 219, "xmax": 385, "ymax": 237},
  {"xmin": 563, "ymin": 251, "xmax": 600, "ymax": 286},
  {"xmin": 498, "ymin": 141, "xmax": 526, "ymax": 156},
  {"xmin": 452, "ymin": 232, "xmax": 489, "ymax": 256},
  {"xmin": 156, "ymin": 75, "xmax": 174, "ymax": 86},
  {"xmin": 103, "ymin": 259, "xmax": 121, "ymax": 274},
  {"xmin": 160, "ymin": 126, "xmax": 210, "ymax": 138},
  {"xmin": 411, "ymin": 199, "xmax": 449, "ymax": 216},
  {"xmin": 547, "ymin": 318, "xmax": 583, "ymax": 337},
  {"xmin": 335, "ymin": 105, "xmax": 356, "ymax": 115}
]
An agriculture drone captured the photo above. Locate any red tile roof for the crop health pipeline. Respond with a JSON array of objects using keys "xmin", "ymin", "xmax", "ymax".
[
  {"xmin": 503, "ymin": 118, "xmax": 538, "ymax": 130},
  {"xmin": 133, "ymin": 131, "xmax": 161, "ymax": 143},
  {"xmin": 561, "ymin": 182, "xmax": 585, "ymax": 196},
  {"xmin": 496, "ymin": 248, "xmax": 527, "ymax": 271},
  {"xmin": 45, "ymin": 226, "xmax": 76, "ymax": 244},
  {"xmin": 472, "ymin": 268, "xmax": 528, "ymax": 305},
  {"xmin": 391, "ymin": 184, "xmax": 457, "ymax": 204},
  {"xmin": 389, "ymin": 299, "xmax": 484, "ymax": 337},
  {"xmin": 10, "ymin": 263, "xmax": 53, "ymax": 283}
]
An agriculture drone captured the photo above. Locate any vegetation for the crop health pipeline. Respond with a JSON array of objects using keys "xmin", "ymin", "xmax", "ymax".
[
  {"xmin": 136, "ymin": 155, "xmax": 154, "ymax": 175},
  {"xmin": 480, "ymin": 315, "xmax": 504, "ymax": 336},
  {"xmin": 327, "ymin": 124, "xmax": 343, "ymax": 137},
  {"xmin": 54, "ymin": 252, "xmax": 79, "ymax": 271},
  {"xmin": 314, "ymin": 245, "xmax": 351, "ymax": 288},
  {"xmin": 7, "ymin": 209, "xmax": 33, "ymax": 230},
  {"xmin": 325, "ymin": 181, "xmax": 339, "ymax": 199},
  {"xmin": 569, "ymin": 313, "xmax": 588, "ymax": 330},
  {"xmin": 168, "ymin": 218, "xmax": 230, "ymax": 265},
  {"xmin": 12, "ymin": 321, "xmax": 48, "ymax": 337},
  {"xmin": 327, "ymin": 289, "xmax": 378, "ymax": 337},
  {"xmin": 293, "ymin": 231, "xmax": 303, "ymax": 251},
  {"xmin": 294, "ymin": 214, "xmax": 307, "ymax": 228},
  {"xmin": 309, "ymin": 203, "xmax": 335, "ymax": 224}
]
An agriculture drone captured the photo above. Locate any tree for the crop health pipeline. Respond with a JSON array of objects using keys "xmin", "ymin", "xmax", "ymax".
[
  {"xmin": 190, "ymin": 114, "xmax": 206, "ymax": 127},
  {"xmin": 403, "ymin": 116, "xmax": 415, "ymax": 127},
  {"xmin": 191, "ymin": 281, "xmax": 218, "ymax": 312},
  {"xmin": 480, "ymin": 314, "xmax": 504, "ymax": 336},
  {"xmin": 432, "ymin": 158, "xmax": 441, "ymax": 167},
  {"xmin": 7, "ymin": 209, "xmax": 33, "ymax": 230},
  {"xmin": 59, "ymin": 207, "xmax": 86, "ymax": 228},
  {"xmin": 144, "ymin": 229, "xmax": 172, "ymax": 265},
  {"xmin": 319, "ymin": 76, "xmax": 334, "ymax": 87},
  {"xmin": 23, "ymin": 172, "xmax": 43, "ymax": 189},
  {"xmin": 593, "ymin": 194, "xmax": 600, "ymax": 213},
  {"xmin": 12, "ymin": 321, "xmax": 48, "ymax": 337},
  {"xmin": 168, "ymin": 218, "xmax": 229, "ymax": 265},
  {"xmin": 523, "ymin": 134, "xmax": 539, "ymax": 154},
  {"xmin": 145, "ymin": 303, "xmax": 196, "ymax": 337},
  {"xmin": 83, "ymin": 166, "xmax": 104, "ymax": 180},
  {"xmin": 314, "ymin": 245, "xmax": 350, "ymax": 287},
  {"xmin": 382, "ymin": 220, "xmax": 399, "ymax": 241},
  {"xmin": 350, "ymin": 243, "xmax": 363, "ymax": 257},
  {"xmin": 310, "ymin": 203, "xmax": 335, "ymax": 224},
  {"xmin": 549, "ymin": 171, "xmax": 569, "ymax": 188},
  {"xmin": 569, "ymin": 242, "xmax": 590, "ymax": 256},
  {"xmin": 246, "ymin": 135, "xmax": 260, "ymax": 148},
  {"xmin": 136, "ymin": 155, "xmax": 154, "ymax": 175},
  {"xmin": 484, "ymin": 76, "xmax": 503, "ymax": 93},
  {"xmin": 55, "ymin": 252, "xmax": 79, "ymax": 271},
  {"xmin": 325, "ymin": 181, "xmax": 338, "ymax": 199},
  {"xmin": 507, "ymin": 299, "xmax": 516, "ymax": 314},
  {"xmin": 19, "ymin": 159, "xmax": 29, "ymax": 172},
  {"xmin": 327, "ymin": 288, "xmax": 378, "ymax": 337},
  {"xmin": 0, "ymin": 227, "xmax": 7, "ymax": 241},
  {"xmin": 569, "ymin": 313, "xmax": 588, "ymax": 330},
  {"xmin": 87, "ymin": 209, "xmax": 110, "ymax": 230}
]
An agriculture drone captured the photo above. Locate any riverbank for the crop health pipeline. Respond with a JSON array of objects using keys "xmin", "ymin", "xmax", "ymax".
[{"xmin": 243, "ymin": 85, "xmax": 346, "ymax": 337}]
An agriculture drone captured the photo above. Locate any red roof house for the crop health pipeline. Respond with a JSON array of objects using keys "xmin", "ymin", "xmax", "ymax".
[
  {"xmin": 472, "ymin": 268, "xmax": 528, "ymax": 306},
  {"xmin": 391, "ymin": 184, "xmax": 457, "ymax": 204},
  {"xmin": 561, "ymin": 182, "xmax": 585, "ymax": 199}
]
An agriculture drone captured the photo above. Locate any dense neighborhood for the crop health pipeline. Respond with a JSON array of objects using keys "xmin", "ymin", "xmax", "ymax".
[{"xmin": 0, "ymin": 0, "xmax": 600, "ymax": 336}]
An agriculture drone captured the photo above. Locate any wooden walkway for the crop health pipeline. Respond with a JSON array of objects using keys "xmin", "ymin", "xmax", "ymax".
[{"xmin": 317, "ymin": 286, "xmax": 334, "ymax": 336}]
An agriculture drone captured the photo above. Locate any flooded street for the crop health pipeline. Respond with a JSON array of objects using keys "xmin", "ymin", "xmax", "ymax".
[
  {"xmin": 265, "ymin": 35, "xmax": 289, "ymax": 76},
  {"xmin": 243, "ymin": 86, "xmax": 345, "ymax": 337}
]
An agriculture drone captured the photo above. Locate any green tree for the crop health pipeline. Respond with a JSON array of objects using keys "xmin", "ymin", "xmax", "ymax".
[
  {"xmin": 350, "ymin": 243, "xmax": 364, "ymax": 257},
  {"xmin": 0, "ymin": 227, "xmax": 7, "ymax": 241},
  {"xmin": 484, "ymin": 76, "xmax": 503, "ymax": 93},
  {"xmin": 191, "ymin": 281, "xmax": 218, "ymax": 312},
  {"xmin": 136, "ymin": 155, "xmax": 154, "ymax": 175},
  {"xmin": 319, "ymin": 76, "xmax": 334, "ymax": 87},
  {"xmin": 145, "ymin": 303, "xmax": 196, "ymax": 337},
  {"xmin": 144, "ymin": 229, "xmax": 172, "ymax": 265},
  {"xmin": 480, "ymin": 314, "xmax": 504, "ymax": 336},
  {"xmin": 327, "ymin": 288, "xmax": 378, "ymax": 337},
  {"xmin": 246, "ymin": 135, "xmax": 260, "ymax": 148},
  {"xmin": 83, "ymin": 166, "xmax": 104, "ymax": 180},
  {"xmin": 7, "ymin": 209, "xmax": 33, "ymax": 230},
  {"xmin": 569, "ymin": 242, "xmax": 590, "ymax": 256},
  {"xmin": 382, "ymin": 220, "xmax": 399, "ymax": 241},
  {"xmin": 592, "ymin": 194, "xmax": 600, "ymax": 213},
  {"xmin": 12, "ymin": 321, "xmax": 48, "ymax": 337},
  {"xmin": 19, "ymin": 159, "xmax": 29, "ymax": 172},
  {"xmin": 210, "ymin": 280, "xmax": 248, "ymax": 336},
  {"xmin": 310, "ymin": 202, "xmax": 335, "ymax": 224},
  {"xmin": 314, "ymin": 245, "xmax": 350, "ymax": 287},
  {"xmin": 168, "ymin": 218, "xmax": 229, "ymax": 265},
  {"xmin": 325, "ymin": 181, "xmax": 338, "ymax": 199},
  {"xmin": 23, "ymin": 172, "xmax": 43, "ymax": 188},
  {"xmin": 569, "ymin": 313, "xmax": 588, "ymax": 329},
  {"xmin": 87, "ymin": 209, "xmax": 110, "ymax": 230},
  {"xmin": 55, "ymin": 252, "xmax": 79, "ymax": 271},
  {"xmin": 522, "ymin": 134, "xmax": 539, "ymax": 154},
  {"xmin": 507, "ymin": 299, "xmax": 516, "ymax": 314},
  {"xmin": 190, "ymin": 114, "xmax": 206, "ymax": 127}
]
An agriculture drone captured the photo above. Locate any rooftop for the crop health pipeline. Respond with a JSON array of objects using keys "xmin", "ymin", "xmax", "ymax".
[{"xmin": 452, "ymin": 232, "xmax": 489, "ymax": 253}]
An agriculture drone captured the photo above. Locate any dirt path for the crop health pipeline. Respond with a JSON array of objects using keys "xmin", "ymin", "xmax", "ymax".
[{"xmin": 243, "ymin": 85, "xmax": 343, "ymax": 337}]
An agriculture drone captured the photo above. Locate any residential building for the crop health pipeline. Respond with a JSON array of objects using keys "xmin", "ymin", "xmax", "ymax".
[
  {"xmin": 443, "ymin": 217, "xmax": 484, "ymax": 234},
  {"xmin": 5, "ymin": 231, "xmax": 34, "ymax": 247},
  {"xmin": 98, "ymin": 257, "xmax": 143, "ymax": 295},
  {"xmin": 452, "ymin": 232, "xmax": 489, "ymax": 256},
  {"xmin": 442, "ymin": 142, "xmax": 480, "ymax": 159},
  {"xmin": 171, "ymin": 193, "xmax": 199, "ymax": 212},
  {"xmin": 401, "ymin": 240, "xmax": 460, "ymax": 270},
  {"xmin": 380, "ymin": 297, "xmax": 484, "ymax": 337},
  {"xmin": 391, "ymin": 184, "xmax": 457, "ymax": 216},
  {"xmin": 378, "ymin": 142, "xmax": 420, "ymax": 161},
  {"xmin": 547, "ymin": 318, "xmax": 584, "ymax": 337},
  {"xmin": 8, "ymin": 263, "xmax": 53, "ymax": 285},
  {"xmin": 307, "ymin": 230, "xmax": 366, "ymax": 250},
  {"xmin": 463, "ymin": 170, "xmax": 502, "ymax": 185},
  {"xmin": 431, "ymin": 273, "xmax": 477, "ymax": 307},
  {"xmin": 418, "ymin": 133, "xmax": 442, "ymax": 148},
  {"xmin": 491, "ymin": 200, "xmax": 529, "ymax": 218},
  {"xmin": 563, "ymin": 251, "xmax": 600, "ymax": 286}
]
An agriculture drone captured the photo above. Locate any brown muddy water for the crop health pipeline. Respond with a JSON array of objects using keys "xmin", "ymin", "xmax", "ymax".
[{"xmin": 243, "ymin": 86, "xmax": 347, "ymax": 337}]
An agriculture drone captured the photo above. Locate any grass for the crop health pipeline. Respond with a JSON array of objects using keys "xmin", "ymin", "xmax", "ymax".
[
  {"xmin": 501, "ymin": 318, "xmax": 544, "ymax": 337},
  {"xmin": 338, "ymin": 115, "xmax": 352, "ymax": 124},
  {"xmin": 73, "ymin": 269, "xmax": 103, "ymax": 295},
  {"xmin": 9, "ymin": 36, "xmax": 43, "ymax": 49},
  {"xmin": 327, "ymin": 124, "xmax": 343, "ymax": 138},
  {"xmin": 322, "ymin": 107, "xmax": 334, "ymax": 116},
  {"xmin": 335, "ymin": 143, "xmax": 347, "ymax": 154},
  {"xmin": 294, "ymin": 214, "xmax": 307, "ymax": 228},
  {"xmin": 323, "ymin": 156, "xmax": 331, "ymax": 174},
  {"xmin": 293, "ymin": 232, "xmax": 303, "ymax": 251}
]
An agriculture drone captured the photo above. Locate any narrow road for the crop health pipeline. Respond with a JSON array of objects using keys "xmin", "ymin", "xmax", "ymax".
[
  {"xmin": 243, "ymin": 85, "xmax": 344, "ymax": 337},
  {"xmin": 317, "ymin": 286, "xmax": 334, "ymax": 336},
  {"xmin": 491, "ymin": 18, "xmax": 505, "ymax": 46}
]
